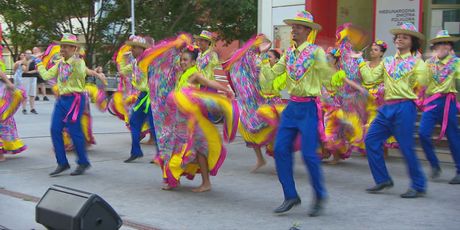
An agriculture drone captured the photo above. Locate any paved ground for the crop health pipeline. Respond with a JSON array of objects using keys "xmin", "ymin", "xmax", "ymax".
[{"xmin": 0, "ymin": 97, "xmax": 459, "ymax": 230}]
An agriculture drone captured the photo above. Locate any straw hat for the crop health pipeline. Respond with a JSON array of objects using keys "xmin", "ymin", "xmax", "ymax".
[
  {"xmin": 126, "ymin": 35, "xmax": 149, "ymax": 49},
  {"xmin": 193, "ymin": 30, "xmax": 215, "ymax": 42},
  {"xmin": 429, "ymin": 30, "xmax": 460, "ymax": 44},
  {"xmin": 389, "ymin": 22, "xmax": 425, "ymax": 40},
  {"xmin": 54, "ymin": 33, "xmax": 83, "ymax": 46},
  {"xmin": 283, "ymin": 10, "xmax": 322, "ymax": 31}
]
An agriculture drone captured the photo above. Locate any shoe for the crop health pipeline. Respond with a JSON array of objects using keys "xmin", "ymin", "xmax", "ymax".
[
  {"xmin": 124, "ymin": 154, "xmax": 143, "ymax": 163},
  {"xmin": 273, "ymin": 197, "xmax": 301, "ymax": 214},
  {"xmin": 43, "ymin": 96, "xmax": 49, "ymax": 101},
  {"xmin": 35, "ymin": 96, "xmax": 39, "ymax": 101},
  {"xmin": 49, "ymin": 164, "xmax": 70, "ymax": 176},
  {"xmin": 431, "ymin": 167, "xmax": 442, "ymax": 179},
  {"xmin": 308, "ymin": 198, "xmax": 326, "ymax": 217},
  {"xmin": 449, "ymin": 174, "xmax": 460, "ymax": 184},
  {"xmin": 70, "ymin": 164, "xmax": 90, "ymax": 176},
  {"xmin": 400, "ymin": 188, "xmax": 426, "ymax": 198},
  {"xmin": 30, "ymin": 109, "xmax": 38, "ymax": 114},
  {"xmin": 366, "ymin": 180, "xmax": 394, "ymax": 193},
  {"xmin": 22, "ymin": 109, "xmax": 27, "ymax": 114}
]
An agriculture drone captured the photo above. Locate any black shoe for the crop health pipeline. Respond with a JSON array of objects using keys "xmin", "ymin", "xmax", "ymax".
[
  {"xmin": 308, "ymin": 198, "xmax": 326, "ymax": 217},
  {"xmin": 49, "ymin": 164, "xmax": 70, "ymax": 176},
  {"xmin": 43, "ymin": 96, "xmax": 49, "ymax": 101},
  {"xmin": 30, "ymin": 109, "xmax": 38, "ymax": 114},
  {"xmin": 449, "ymin": 174, "xmax": 460, "ymax": 184},
  {"xmin": 70, "ymin": 164, "xmax": 90, "ymax": 176},
  {"xmin": 366, "ymin": 180, "xmax": 394, "ymax": 193},
  {"xmin": 22, "ymin": 109, "xmax": 27, "ymax": 114},
  {"xmin": 400, "ymin": 188, "xmax": 426, "ymax": 198},
  {"xmin": 124, "ymin": 154, "xmax": 143, "ymax": 163},
  {"xmin": 273, "ymin": 197, "xmax": 301, "ymax": 214},
  {"xmin": 35, "ymin": 96, "xmax": 39, "ymax": 101},
  {"xmin": 431, "ymin": 167, "xmax": 442, "ymax": 179}
]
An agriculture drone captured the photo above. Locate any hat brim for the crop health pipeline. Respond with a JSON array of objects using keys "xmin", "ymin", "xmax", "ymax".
[
  {"xmin": 429, "ymin": 36, "xmax": 460, "ymax": 44},
  {"xmin": 283, "ymin": 19, "xmax": 322, "ymax": 31},
  {"xmin": 389, "ymin": 29, "xmax": 425, "ymax": 40},
  {"xmin": 54, "ymin": 41, "xmax": 83, "ymax": 46},
  {"xmin": 125, "ymin": 41, "xmax": 149, "ymax": 49},
  {"xmin": 193, "ymin": 35, "xmax": 214, "ymax": 42}
]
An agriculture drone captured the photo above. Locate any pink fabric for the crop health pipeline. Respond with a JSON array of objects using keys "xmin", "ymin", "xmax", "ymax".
[
  {"xmin": 422, "ymin": 93, "xmax": 460, "ymax": 140},
  {"xmin": 63, "ymin": 93, "xmax": 82, "ymax": 123}
]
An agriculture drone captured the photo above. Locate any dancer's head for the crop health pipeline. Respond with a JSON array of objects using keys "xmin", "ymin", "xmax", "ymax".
[
  {"xmin": 55, "ymin": 34, "xmax": 81, "ymax": 59},
  {"xmin": 126, "ymin": 35, "xmax": 149, "ymax": 58},
  {"xmin": 194, "ymin": 30, "xmax": 214, "ymax": 52},
  {"xmin": 370, "ymin": 40, "xmax": 387, "ymax": 60},
  {"xmin": 429, "ymin": 30, "xmax": 459, "ymax": 60},
  {"xmin": 284, "ymin": 10, "xmax": 321, "ymax": 45},
  {"xmin": 268, "ymin": 49, "xmax": 281, "ymax": 67},
  {"xmin": 180, "ymin": 45, "xmax": 200, "ymax": 70},
  {"xmin": 390, "ymin": 23, "xmax": 424, "ymax": 54}
]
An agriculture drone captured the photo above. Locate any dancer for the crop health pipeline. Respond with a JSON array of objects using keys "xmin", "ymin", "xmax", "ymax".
[
  {"xmin": 363, "ymin": 40, "xmax": 398, "ymax": 157},
  {"xmin": 37, "ymin": 34, "xmax": 94, "ymax": 176},
  {"xmin": 225, "ymin": 37, "xmax": 286, "ymax": 173},
  {"xmin": 119, "ymin": 35, "xmax": 158, "ymax": 163},
  {"xmin": 351, "ymin": 23, "xmax": 428, "ymax": 198},
  {"xmin": 0, "ymin": 60, "xmax": 27, "ymax": 161},
  {"xmin": 419, "ymin": 30, "xmax": 460, "ymax": 184},
  {"xmin": 262, "ymin": 11, "xmax": 333, "ymax": 216}
]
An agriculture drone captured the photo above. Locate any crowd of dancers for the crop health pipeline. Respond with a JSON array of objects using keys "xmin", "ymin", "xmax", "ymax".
[{"xmin": 1, "ymin": 10, "xmax": 459, "ymax": 217}]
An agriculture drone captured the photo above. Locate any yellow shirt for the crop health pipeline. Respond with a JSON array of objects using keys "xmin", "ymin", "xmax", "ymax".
[
  {"xmin": 260, "ymin": 41, "xmax": 333, "ymax": 97},
  {"xmin": 197, "ymin": 49, "xmax": 221, "ymax": 80},
  {"xmin": 425, "ymin": 55, "xmax": 460, "ymax": 95},
  {"xmin": 176, "ymin": 65, "xmax": 199, "ymax": 91},
  {"xmin": 119, "ymin": 55, "xmax": 149, "ymax": 92},
  {"xmin": 358, "ymin": 52, "xmax": 428, "ymax": 100},
  {"xmin": 37, "ymin": 57, "xmax": 86, "ymax": 95}
]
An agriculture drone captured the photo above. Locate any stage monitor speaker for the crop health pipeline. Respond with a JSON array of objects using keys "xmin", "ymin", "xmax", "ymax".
[{"xmin": 36, "ymin": 185, "xmax": 122, "ymax": 230}]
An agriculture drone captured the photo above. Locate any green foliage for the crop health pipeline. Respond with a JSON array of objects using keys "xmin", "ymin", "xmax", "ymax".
[{"xmin": 1, "ymin": 0, "xmax": 257, "ymax": 69}]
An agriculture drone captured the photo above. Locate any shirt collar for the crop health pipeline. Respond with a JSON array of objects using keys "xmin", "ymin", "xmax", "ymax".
[
  {"xmin": 294, "ymin": 41, "xmax": 309, "ymax": 52},
  {"xmin": 440, "ymin": 55, "xmax": 453, "ymax": 65},
  {"xmin": 200, "ymin": 48, "xmax": 211, "ymax": 57},
  {"xmin": 62, "ymin": 56, "xmax": 75, "ymax": 64},
  {"xmin": 394, "ymin": 51, "xmax": 412, "ymax": 60}
]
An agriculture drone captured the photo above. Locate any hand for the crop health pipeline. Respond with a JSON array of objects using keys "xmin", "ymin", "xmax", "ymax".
[
  {"xmin": 98, "ymin": 73, "xmax": 108, "ymax": 86},
  {"xmin": 225, "ymin": 88, "xmax": 235, "ymax": 99},
  {"xmin": 350, "ymin": 51, "xmax": 363, "ymax": 59},
  {"xmin": 6, "ymin": 82, "xmax": 15, "ymax": 91}
]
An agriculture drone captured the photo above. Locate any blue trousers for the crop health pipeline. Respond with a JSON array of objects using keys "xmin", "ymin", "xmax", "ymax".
[
  {"xmin": 51, "ymin": 94, "xmax": 89, "ymax": 166},
  {"xmin": 419, "ymin": 96, "xmax": 460, "ymax": 174},
  {"xmin": 365, "ymin": 101, "xmax": 426, "ymax": 191},
  {"xmin": 129, "ymin": 91, "xmax": 157, "ymax": 157},
  {"xmin": 274, "ymin": 100, "xmax": 326, "ymax": 200}
]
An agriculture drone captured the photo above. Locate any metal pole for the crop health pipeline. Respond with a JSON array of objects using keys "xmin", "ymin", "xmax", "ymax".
[{"xmin": 131, "ymin": 0, "xmax": 135, "ymax": 35}]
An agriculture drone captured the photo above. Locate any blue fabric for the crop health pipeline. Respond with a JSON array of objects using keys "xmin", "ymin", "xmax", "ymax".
[
  {"xmin": 274, "ymin": 100, "xmax": 327, "ymax": 200},
  {"xmin": 51, "ymin": 94, "xmax": 89, "ymax": 166},
  {"xmin": 365, "ymin": 101, "xmax": 426, "ymax": 191},
  {"xmin": 129, "ymin": 91, "xmax": 157, "ymax": 156},
  {"xmin": 419, "ymin": 96, "xmax": 460, "ymax": 174}
]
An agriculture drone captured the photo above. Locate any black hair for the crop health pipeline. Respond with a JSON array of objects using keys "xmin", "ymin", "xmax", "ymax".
[
  {"xmin": 432, "ymin": 41, "xmax": 455, "ymax": 50},
  {"xmin": 182, "ymin": 47, "xmax": 200, "ymax": 61},
  {"xmin": 268, "ymin": 49, "xmax": 281, "ymax": 59},
  {"xmin": 393, "ymin": 35, "xmax": 421, "ymax": 53}
]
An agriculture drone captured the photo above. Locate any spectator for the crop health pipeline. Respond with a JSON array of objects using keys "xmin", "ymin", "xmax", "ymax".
[
  {"xmin": 13, "ymin": 53, "xmax": 25, "ymax": 87},
  {"xmin": 21, "ymin": 50, "xmax": 38, "ymax": 114},
  {"xmin": 33, "ymin": 47, "xmax": 49, "ymax": 101}
]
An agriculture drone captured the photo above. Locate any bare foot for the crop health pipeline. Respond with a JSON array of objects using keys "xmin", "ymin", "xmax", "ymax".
[
  {"xmin": 161, "ymin": 184, "xmax": 174, "ymax": 190},
  {"xmin": 250, "ymin": 160, "xmax": 266, "ymax": 173},
  {"xmin": 141, "ymin": 138, "xmax": 154, "ymax": 145},
  {"xmin": 0, "ymin": 154, "xmax": 6, "ymax": 162},
  {"xmin": 326, "ymin": 158, "xmax": 340, "ymax": 165},
  {"xmin": 191, "ymin": 184, "xmax": 211, "ymax": 193}
]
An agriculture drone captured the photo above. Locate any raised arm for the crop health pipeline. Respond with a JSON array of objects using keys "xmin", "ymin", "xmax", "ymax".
[
  {"xmin": 190, "ymin": 73, "xmax": 233, "ymax": 98},
  {"xmin": 37, "ymin": 60, "xmax": 59, "ymax": 80}
]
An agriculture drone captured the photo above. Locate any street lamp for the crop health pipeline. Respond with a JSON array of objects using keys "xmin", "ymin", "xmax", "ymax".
[{"xmin": 131, "ymin": 0, "xmax": 135, "ymax": 36}]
